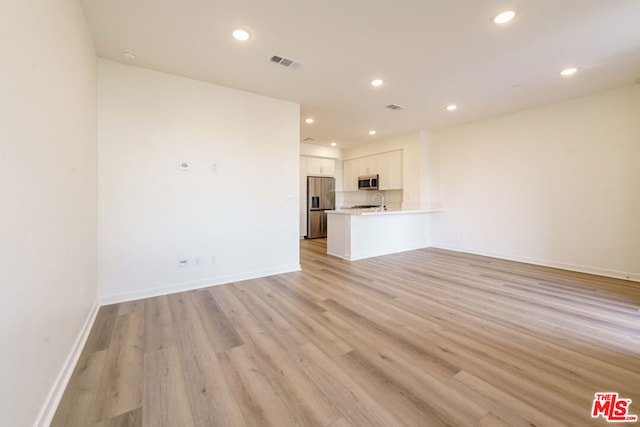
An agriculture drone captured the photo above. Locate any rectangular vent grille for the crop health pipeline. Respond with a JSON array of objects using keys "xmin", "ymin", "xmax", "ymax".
[
  {"xmin": 269, "ymin": 55, "xmax": 303, "ymax": 70},
  {"xmin": 386, "ymin": 104, "xmax": 407, "ymax": 110}
]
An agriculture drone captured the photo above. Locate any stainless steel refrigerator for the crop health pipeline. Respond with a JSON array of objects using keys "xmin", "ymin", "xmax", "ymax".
[{"xmin": 306, "ymin": 176, "xmax": 335, "ymax": 239}]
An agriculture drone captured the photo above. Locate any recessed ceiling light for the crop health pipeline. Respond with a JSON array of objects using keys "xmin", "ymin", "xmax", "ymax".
[
  {"xmin": 446, "ymin": 104, "xmax": 457, "ymax": 111},
  {"xmin": 560, "ymin": 67, "xmax": 578, "ymax": 76},
  {"xmin": 121, "ymin": 51, "xmax": 136, "ymax": 62},
  {"xmin": 305, "ymin": 118, "xmax": 314, "ymax": 124},
  {"xmin": 330, "ymin": 142, "xmax": 337, "ymax": 147},
  {"xmin": 232, "ymin": 29, "xmax": 251, "ymax": 41},
  {"xmin": 369, "ymin": 130, "xmax": 376, "ymax": 135},
  {"xmin": 371, "ymin": 79, "xmax": 383, "ymax": 87},
  {"xmin": 494, "ymin": 11, "xmax": 515, "ymax": 24}
]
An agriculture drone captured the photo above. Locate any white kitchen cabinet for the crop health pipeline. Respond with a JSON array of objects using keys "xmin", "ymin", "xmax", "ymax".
[
  {"xmin": 307, "ymin": 157, "xmax": 322, "ymax": 175},
  {"xmin": 358, "ymin": 155, "xmax": 380, "ymax": 176},
  {"xmin": 378, "ymin": 150, "xmax": 402, "ymax": 190},
  {"xmin": 342, "ymin": 159, "xmax": 357, "ymax": 191},
  {"xmin": 306, "ymin": 157, "xmax": 335, "ymax": 176},
  {"xmin": 327, "ymin": 209, "xmax": 432, "ymax": 261},
  {"xmin": 322, "ymin": 158, "xmax": 336, "ymax": 176},
  {"xmin": 343, "ymin": 150, "xmax": 403, "ymax": 191}
]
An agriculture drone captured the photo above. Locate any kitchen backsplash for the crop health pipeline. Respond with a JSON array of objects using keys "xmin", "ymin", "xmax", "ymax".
[{"xmin": 336, "ymin": 189, "xmax": 403, "ymax": 210}]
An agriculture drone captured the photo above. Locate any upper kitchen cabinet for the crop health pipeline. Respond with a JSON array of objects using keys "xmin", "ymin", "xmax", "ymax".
[
  {"xmin": 342, "ymin": 150, "xmax": 403, "ymax": 191},
  {"xmin": 378, "ymin": 150, "xmax": 402, "ymax": 190},
  {"xmin": 343, "ymin": 159, "xmax": 356, "ymax": 191},
  {"xmin": 306, "ymin": 157, "xmax": 336, "ymax": 177},
  {"xmin": 358, "ymin": 155, "xmax": 380, "ymax": 176}
]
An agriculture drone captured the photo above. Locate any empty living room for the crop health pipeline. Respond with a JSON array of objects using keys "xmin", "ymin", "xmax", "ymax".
[{"xmin": 3, "ymin": 1, "xmax": 639, "ymax": 426}]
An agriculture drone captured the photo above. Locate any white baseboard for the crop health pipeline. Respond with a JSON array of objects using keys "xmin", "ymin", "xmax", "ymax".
[
  {"xmin": 431, "ymin": 244, "xmax": 640, "ymax": 282},
  {"xmin": 99, "ymin": 264, "xmax": 303, "ymax": 306},
  {"xmin": 35, "ymin": 301, "xmax": 100, "ymax": 427}
]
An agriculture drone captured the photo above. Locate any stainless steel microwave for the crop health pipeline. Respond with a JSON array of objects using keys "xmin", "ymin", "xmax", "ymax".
[{"xmin": 358, "ymin": 174, "xmax": 379, "ymax": 190}]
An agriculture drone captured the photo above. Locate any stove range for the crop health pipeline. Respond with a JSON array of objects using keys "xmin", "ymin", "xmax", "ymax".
[{"xmin": 350, "ymin": 204, "xmax": 386, "ymax": 209}]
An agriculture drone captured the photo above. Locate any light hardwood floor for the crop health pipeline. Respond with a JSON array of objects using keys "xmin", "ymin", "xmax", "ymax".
[{"xmin": 52, "ymin": 239, "xmax": 640, "ymax": 426}]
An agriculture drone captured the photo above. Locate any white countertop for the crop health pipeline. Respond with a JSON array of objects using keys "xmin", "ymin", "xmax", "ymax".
[{"xmin": 327, "ymin": 208, "xmax": 442, "ymax": 216}]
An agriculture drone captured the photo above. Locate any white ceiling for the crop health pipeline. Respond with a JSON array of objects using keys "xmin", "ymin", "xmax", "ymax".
[{"xmin": 81, "ymin": 0, "xmax": 640, "ymax": 148}]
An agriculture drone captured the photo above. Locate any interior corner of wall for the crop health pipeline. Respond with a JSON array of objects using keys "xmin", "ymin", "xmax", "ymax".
[{"xmin": 419, "ymin": 129, "xmax": 432, "ymax": 143}]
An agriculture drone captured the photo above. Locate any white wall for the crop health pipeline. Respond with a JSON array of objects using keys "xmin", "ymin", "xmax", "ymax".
[
  {"xmin": 343, "ymin": 131, "xmax": 440, "ymax": 210},
  {"xmin": 0, "ymin": 1, "xmax": 98, "ymax": 425},
  {"xmin": 432, "ymin": 85, "xmax": 640, "ymax": 281},
  {"xmin": 98, "ymin": 60, "xmax": 300, "ymax": 303}
]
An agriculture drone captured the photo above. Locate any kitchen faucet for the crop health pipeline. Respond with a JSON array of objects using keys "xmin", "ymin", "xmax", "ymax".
[{"xmin": 372, "ymin": 192, "xmax": 385, "ymax": 212}]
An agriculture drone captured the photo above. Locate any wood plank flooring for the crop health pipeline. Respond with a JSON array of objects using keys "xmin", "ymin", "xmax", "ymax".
[{"xmin": 52, "ymin": 239, "xmax": 640, "ymax": 426}]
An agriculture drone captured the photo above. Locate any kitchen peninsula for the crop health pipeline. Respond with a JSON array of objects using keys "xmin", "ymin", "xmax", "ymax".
[{"xmin": 326, "ymin": 208, "xmax": 441, "ymax": 261}]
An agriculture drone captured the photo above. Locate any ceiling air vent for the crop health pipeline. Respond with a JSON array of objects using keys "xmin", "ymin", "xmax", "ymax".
[
  {"xmin": 269, "ymin": 55, "xmax": 303, "ymax": 70},
  {"xmin": 303, "ymin": 137, "xmax": 317, "ymax": 142},
  {"xmin": 386, "ymin": 104, "xmax": 407, "ymax": 111}
]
